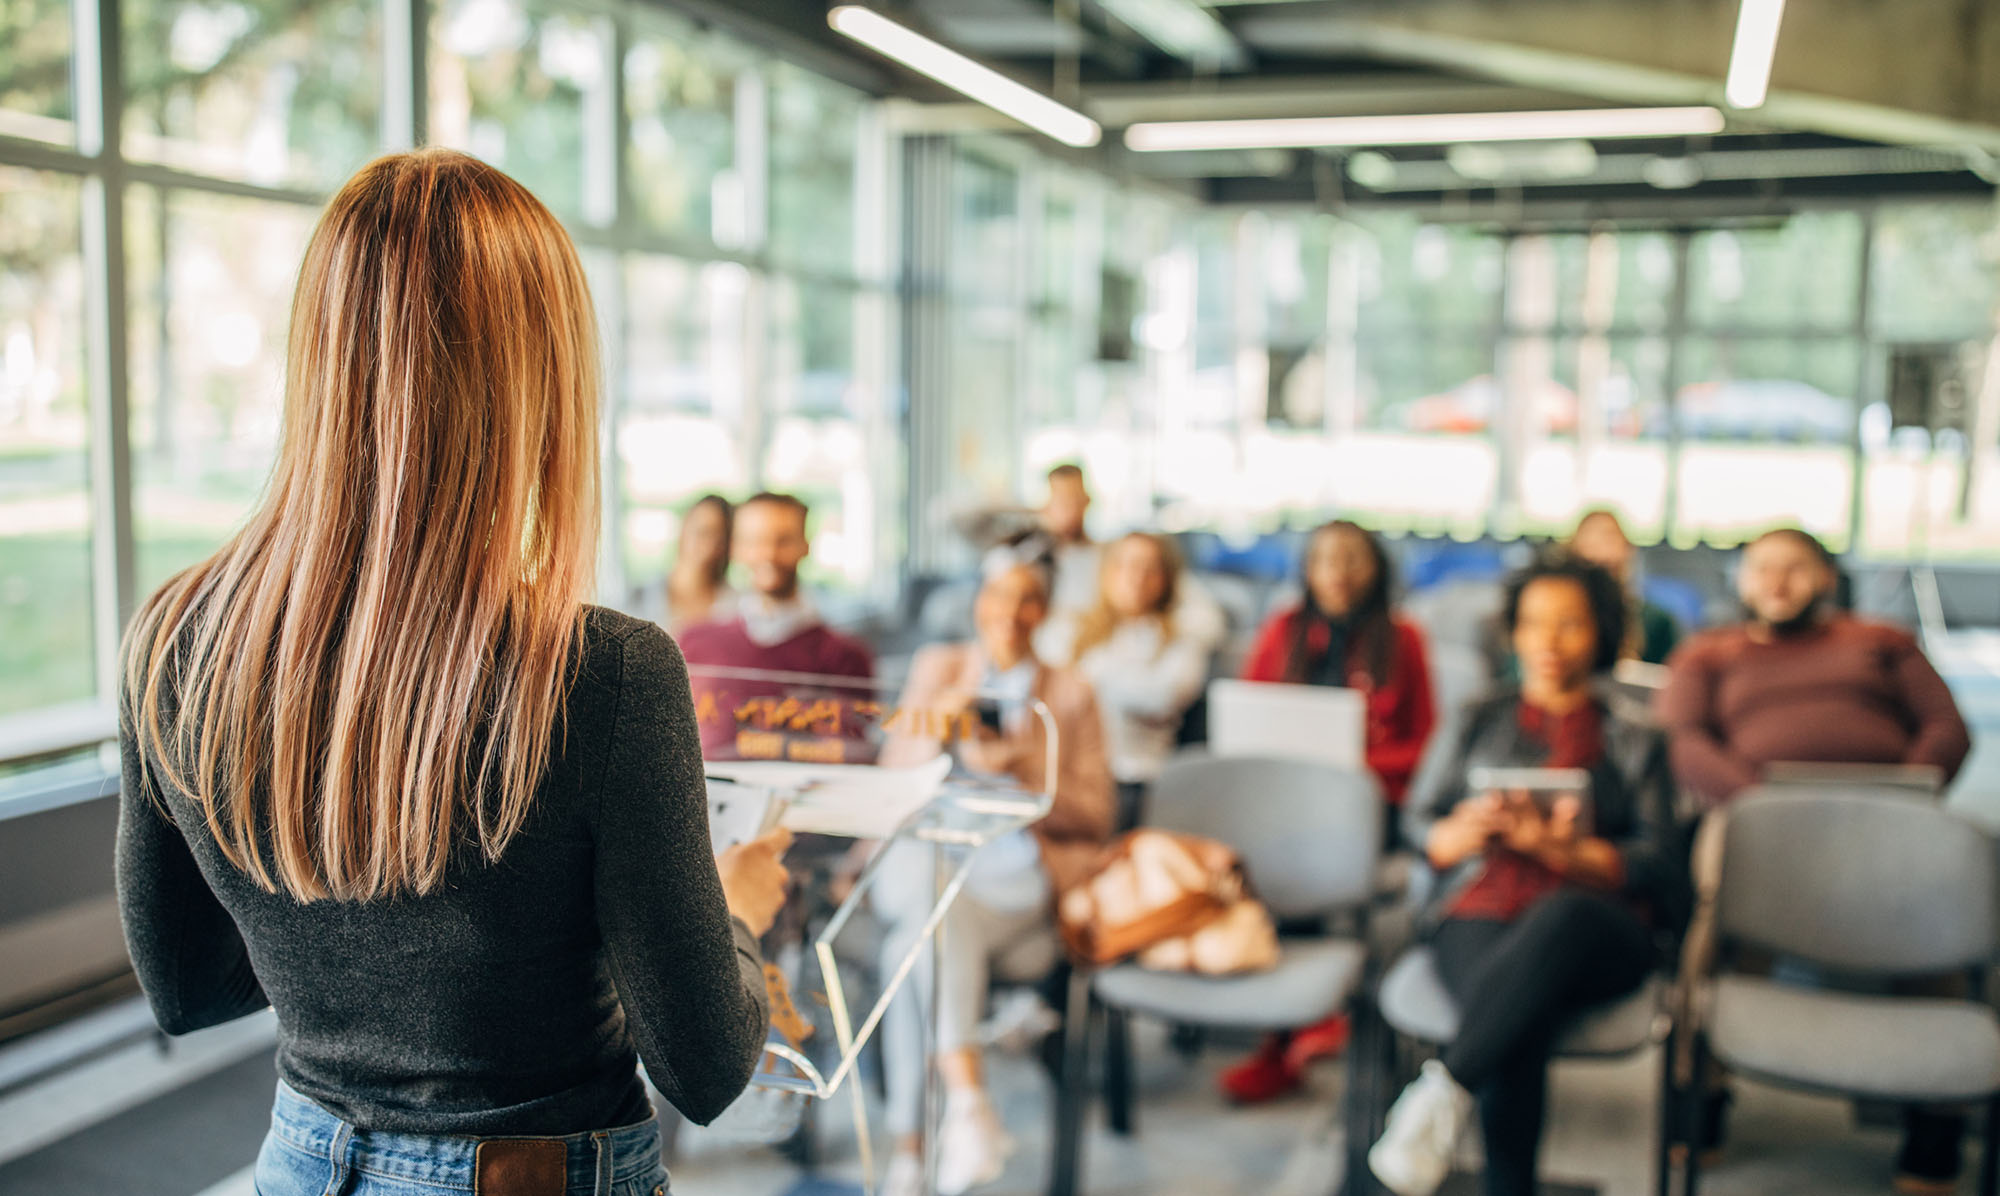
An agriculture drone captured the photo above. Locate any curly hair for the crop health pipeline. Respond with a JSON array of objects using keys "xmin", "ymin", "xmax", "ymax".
[{"xmin": 1503, "ymin": 552, "xmax": 1628, "ymax": 675}]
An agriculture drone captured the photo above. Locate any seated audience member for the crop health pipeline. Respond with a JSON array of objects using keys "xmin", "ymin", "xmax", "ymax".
[
  {"xmin": 873, "ymin": 557, "xmax": 1115, "ymax": 1196},
  {"xmin": 678, "ymin": 492, "xmax": 874, "ymax": 756},
  {"xmin": 1220, "ymin": 519, "xmax": 1439, "ymax": 1103},
  {"xmin": 629, "ymin": 492, "xmax": 735, "ymax": 633},
  {"xmin": 1658, "ymin": 526, "xmax": 1970, "ymax": 804},
  {"xmin": 1369, "ymin": 556, "xmax": 1685, "ymax": 1196},
  {"xmin": 1039, "ymin": 463, "xmax": 1102, "ymax": 618},
  {"xmin": 1040, "ymin": 531, "xmax": 1223, "ymax": 828},
  {"xmin": 1657, "ymin": 526, "xmax": 1972, "ymax": 1190},
  {"xmin": 1567, "ymin": 507, "xmax": 1680, "ymax": 664}
]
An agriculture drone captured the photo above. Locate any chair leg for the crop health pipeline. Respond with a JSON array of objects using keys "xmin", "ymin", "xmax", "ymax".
[
  {"xmin": 1982, "ymin": 1094, "xmax": 2000, "ymax": 1196},
  {"xmin": 1048, "ymin": 969, "xmax": 1095, "ymax": 1196},
  {"xmin": 1655, "ymin": 1027, "xmax": 1677, "ymax": 1196},
  {"xmin": 1341, "ymin": 997, "xmax": 1386, "ymax": 1196},
  {"xmin": 1104, "ymin": 1007, "xmax": 1136, "ymax": 1138},
  {"xmin": 1680, "ymin": 1035, "xmax": 1708, "ymax": 1196}
]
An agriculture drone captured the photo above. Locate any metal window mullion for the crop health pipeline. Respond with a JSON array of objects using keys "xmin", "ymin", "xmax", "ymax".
[
  {"xmin": 381, "ymin": 0, "xmax": 429, "ymax": 149},
  {"xmin": 1846, "ymin": 207, "xmax": 1875, "ymax": 555},
  {"xmin": 1660, "ymin": 230, "xmax": 1694, "ymax": 540},
  {"xmin": 76, "ymin": 0, "xmax": 137, "ymax": 707}
]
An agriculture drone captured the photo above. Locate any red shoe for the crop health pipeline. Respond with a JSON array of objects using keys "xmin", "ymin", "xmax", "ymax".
[
  {"xmin": 1283, "ymin": 1014, "xmax": 1351, "ymax": 1070},
  {"xmin": 1218, "ymin": 1034, "xmax": 1303, "ymax": 1104}
]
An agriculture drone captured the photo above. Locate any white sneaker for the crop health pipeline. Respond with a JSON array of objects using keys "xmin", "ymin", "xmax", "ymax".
[
  {"xmin": 1368, "ymin": 1059, "xmax": 1474, "ymax": 1196},
  {"xmin": 881, "ymin": 1149, "xmax": 927, "ymax": 1196},
  {"xmin": 978, "ymin": 987, "xmax": 1062, "ymax": 1053},
  {"xmin": 934, "ymin": 1090, "xmax": 1013, "ymax": 1196}
]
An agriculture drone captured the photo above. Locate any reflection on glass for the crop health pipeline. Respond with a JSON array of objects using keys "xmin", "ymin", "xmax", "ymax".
[
  {"xmin": 1688, "ymin": 212, "xmax": 1862, "ymax": 329},
  {"xmin": 122, "ymin": 0, "xmax": 380, "ymax": 189},
  {"xmin": 0, "ymin": 0, "xmax": 73, "ymax": 144},
  {"xmin": 624, "ymin": 22, "xmax": 742, "ymax": 244},
  {"xmin": 429, "ymin": 0, "xmax": 610, "ymax": 222},
  {"xmin": 0, "ymin": 170, "xmax": 93, "ymax": 716},
  {"xmin": 766, "ymin": 62, "xmax": 860, "ymax": 276},
  {"xmin": 1673, "ymin": 337, "xmax": 1859, "ymax": 546},
  {"xmin": 126, "ymin": 187, "xmax": 314, "ymax": 594}
]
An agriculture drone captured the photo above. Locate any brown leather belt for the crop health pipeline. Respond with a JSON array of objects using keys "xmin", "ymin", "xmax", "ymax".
[{"xmin": 474, "ymin": 1139, "xmax": 568, "ymax": 1196}]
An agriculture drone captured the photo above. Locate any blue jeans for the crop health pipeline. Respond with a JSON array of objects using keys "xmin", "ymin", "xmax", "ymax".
[{"xmin": 254, "ymin": 1081, "xmax": 670, "ymax": 1196}]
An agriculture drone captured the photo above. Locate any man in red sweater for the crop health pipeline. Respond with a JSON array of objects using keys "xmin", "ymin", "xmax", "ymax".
[
  {"xmin": 677, "ymin": 492, "xmax": 875, "ymax": 758},
  {"xmin": 1657, "ymin": 527, "xmax": 1973, "ymax": 1193},
  {"xmin": 1658, "ymin": 527, "xmax": 1970, "ymax": 806}
]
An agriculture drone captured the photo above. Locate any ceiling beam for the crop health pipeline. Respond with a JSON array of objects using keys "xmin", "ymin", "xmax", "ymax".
[{"xmin": 1232, "ymin": 5, "xmax": 2000, "ymax": 152}]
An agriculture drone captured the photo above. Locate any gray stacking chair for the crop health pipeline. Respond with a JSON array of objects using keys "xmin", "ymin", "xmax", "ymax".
[
  {"xmin": 1046, "ymin": 755, "xmax": 1384, "ymax": 1196},
  {"xmin": 1373, "ymin": 947, "xmax": 1673, "ymax": 1193},
  {"xmin": 1678, "ymin": 789, "xmax": 2000, "ymax": 1196}
]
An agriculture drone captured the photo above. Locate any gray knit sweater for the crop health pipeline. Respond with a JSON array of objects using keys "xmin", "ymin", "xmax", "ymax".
[{"xmin": 115, "ymin": 606, "xmax": 770, "ymax": 1134}]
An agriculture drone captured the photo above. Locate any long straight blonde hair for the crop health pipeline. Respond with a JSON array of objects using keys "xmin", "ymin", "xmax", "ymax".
[{"xmin": 122, "ymin": 150, "xmax": 600, "ymax": 902}]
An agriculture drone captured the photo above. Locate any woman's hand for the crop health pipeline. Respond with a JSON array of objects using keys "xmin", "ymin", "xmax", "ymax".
[
  {"xmin": 718, "ymin": 828, "xmax": 793, "ymax": 937},
  {"xmin": 1425, "ymin": 793, "xmax": 1508, "ymax": 870}
]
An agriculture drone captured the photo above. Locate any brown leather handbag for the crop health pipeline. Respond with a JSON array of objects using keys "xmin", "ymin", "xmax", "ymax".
[{"xmin": 1057, "ymin": 829, "xmax": 1278, "ymax": 974}]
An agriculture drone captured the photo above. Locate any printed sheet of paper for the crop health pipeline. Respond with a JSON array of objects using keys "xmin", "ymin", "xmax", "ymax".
[
  {"xmin": 706, "ymin": 754, "xmax": 952, "ymax": 839},
  {"xmin": 705, "ymin": 777, "xmax": 787, "ymax": 850}
]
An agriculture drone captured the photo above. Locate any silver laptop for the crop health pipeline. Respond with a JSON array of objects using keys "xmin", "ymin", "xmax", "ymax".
[{"xmin": 1206, "ymin": 679, "xmax": 1367, "ymax": 771}]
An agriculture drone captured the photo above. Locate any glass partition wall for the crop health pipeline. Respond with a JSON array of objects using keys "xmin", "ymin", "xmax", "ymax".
[
  {"xmin": 5, "ymin": 0, "xmax": 2000, "ymax": 786},
  {"xmin": 0, "ymin": 0, "xmax": 902, "ymax": 777}
]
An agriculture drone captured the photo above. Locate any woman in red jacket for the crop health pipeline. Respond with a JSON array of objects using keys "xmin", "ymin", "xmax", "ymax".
[{"xmin": 1222, "ymin": 519, "xmax": 1438, "ymax": 1103}]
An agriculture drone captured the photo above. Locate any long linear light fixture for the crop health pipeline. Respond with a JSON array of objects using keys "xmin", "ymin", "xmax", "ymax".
[
  {"xmin": 1724, "ymin": 0, "xmax": 1787, "ymax": 110},
  {"xmin": 1124, "ymin": 107, "xmax": 1727, "ymax": 152},
  {"xmin": 829, "ymin": 6, "xmax": 1101, "ymax": 148}
]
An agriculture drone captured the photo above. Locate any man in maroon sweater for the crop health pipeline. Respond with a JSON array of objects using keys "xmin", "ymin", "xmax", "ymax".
[
  {"xmin": 1658, "ymin": 527, "xmax": 1970, "ymax": 806},
  {"xmin": 1658, "ymin": 527, "xmax": 1973, "ymax": 1192},
  {"xmin": 677, "ymin": 492, "xmax": 875, "ymax": 758}
]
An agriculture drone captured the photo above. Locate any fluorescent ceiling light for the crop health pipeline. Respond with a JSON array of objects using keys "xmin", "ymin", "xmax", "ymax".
[
  {"xmin": 1725, "ymin": 0, "xmax": 1786, "ymax": 110},
  {"xmin": 1124, "ymin": 107, "xmax": 1727, "ymax": 151},
  {"xmin": 829, "ymin": 6, "xmax": 1101, "ymax": 148}
]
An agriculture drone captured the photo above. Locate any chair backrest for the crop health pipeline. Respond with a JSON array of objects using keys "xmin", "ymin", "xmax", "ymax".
[
  {"xmin": 1715, "ymin": 788, "xmax": 1998, "ymax": 975},
  {"xmin": 1146, "ymin": 753, "xmax": 1382, "ymax": 920}
]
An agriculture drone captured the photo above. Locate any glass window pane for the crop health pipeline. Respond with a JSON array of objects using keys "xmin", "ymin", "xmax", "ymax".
[
  {"xmin": 0, "ymin": 0, "xmax": 74, "ymax": 144},
  {"xmin": 618, "ymin": 256, "xmax": 752, "ymax": 588},
  {"xmin": 624, "ymin": 20, "xmax": 745, "ymax": 246},
  {"xmin": 0, "ymin": 169, "xmax": 92, "ymax": 716},
  {"xmin": 1350, "ymin": 213, "xmax": 1504, "ymax": 334},
  {"xmin": 767, "ymin": 62, "xmax": 860, "ymax": 276},
  {"xmin": 1672, "ymin": 337, "xmax": 1860, "ymax": 547},
  {"xmin": 430, "ymin": 0, "xmax": 612, "ymax": 223},
  {"xmin": 126, "ymin": 188, "xmax": 315, "ymax": 594},
  {"xmin": 1687, "ymin": 212, "xmax": 1862, "ymax": 330},
  {"xmin": 1508, "ymin": 334, "xmax": 1672, "ymax": 538},
  {"xmin": 1870, "ymin": 204, "xmax": 2000, "ymax": 341},
  {"xmin": 1544, "ymin": 230, "xmax": 1677, "ymax": 331},
  {"xmin": 122, "ymin": 0, "xmax": 381, "ymax": 189},
  {"xmin": 764, "ymin": 282, "xmax": 888, "ymax": 597},
  {"xmin": 1340, "ymin": 334, "xmax": 1499, "ymax": 532}
]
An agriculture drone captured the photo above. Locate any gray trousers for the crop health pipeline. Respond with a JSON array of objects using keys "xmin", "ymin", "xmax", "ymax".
[{"xmin": 873, "ymin": 838, "xmax": 1061, "ymax": 1137}]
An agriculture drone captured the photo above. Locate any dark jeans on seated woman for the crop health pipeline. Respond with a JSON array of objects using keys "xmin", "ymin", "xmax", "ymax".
[{"xmin": 1431, "ymin": 890, "xmax": 1654, "ymax": 1196}]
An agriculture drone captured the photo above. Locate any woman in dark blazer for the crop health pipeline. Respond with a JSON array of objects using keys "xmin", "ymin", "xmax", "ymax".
[{"xmin": 1369, "ymin": 555, "xmax": 1688, "ymax": 1196}]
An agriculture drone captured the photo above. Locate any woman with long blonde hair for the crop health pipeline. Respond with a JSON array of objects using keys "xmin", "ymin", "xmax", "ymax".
[
  {"xmin": 117, "ymin": 150, "xmax": 789, "ymax": 1196},
  {"xmin": 1040, "ymin": 530, "xmax": 1224, "ymax": 828}
]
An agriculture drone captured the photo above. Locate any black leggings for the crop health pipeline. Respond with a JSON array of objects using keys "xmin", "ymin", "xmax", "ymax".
[{"xmin": 1430, "ymin": 890, "xmax": 1653, "ymax": 1196}]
